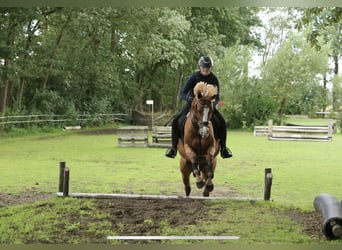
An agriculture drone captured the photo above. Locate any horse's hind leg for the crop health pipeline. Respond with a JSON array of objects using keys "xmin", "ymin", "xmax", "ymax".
[
  {"xmin": 182, "ymin": 170, "xmax": 191, "ymax": 197},
  {"xmin": 181, "ymin": 160, "xmax": 192, "ymax": 197}
]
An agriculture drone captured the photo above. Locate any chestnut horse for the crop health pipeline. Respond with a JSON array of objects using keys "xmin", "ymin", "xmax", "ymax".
[{"xmin": 178, "ymin": 81, "xmax": 220, "ymax": 197}]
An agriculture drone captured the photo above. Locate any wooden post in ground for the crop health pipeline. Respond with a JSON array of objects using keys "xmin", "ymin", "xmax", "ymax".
[
  {"xmin": 264, "ymin": 168, "xmax": 273, "ymax": 201},
  {"xmin": 58, "ymin": 162, "xmax": 66, "ymax": 192},
  {"xmin": 328, "ymin": 119, "xmax": 333, "ymax": 140},
  {"xmin": 63, "ymin": 167, "xmax": 70, "ymax": 197},
  {"xmin": 267, "ymin": 120, "xmax": 273, "ymax": 139}
]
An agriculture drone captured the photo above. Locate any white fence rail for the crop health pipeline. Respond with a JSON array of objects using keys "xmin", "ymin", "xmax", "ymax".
[
  {"xmin": 254, "ymin": 119, "xmax": 335, "ymax": 142},
  {"xmin": 267, "ymin": 119, "xmax": 333, "ymax": 142},
  {"xmin": 0, "ymin": 113, "xmax": 128, "ymax": 126}
]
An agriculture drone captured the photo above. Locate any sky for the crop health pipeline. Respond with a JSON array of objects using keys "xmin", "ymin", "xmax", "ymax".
[{"xmin": 248, "ymin": 7, "xmax": 341, "ymax": 83}]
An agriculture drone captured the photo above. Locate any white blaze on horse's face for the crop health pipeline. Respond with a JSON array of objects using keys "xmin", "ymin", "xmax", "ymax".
[{"xmin": 199, "ymin": 105, "xmax": 210, "ymax": 138}]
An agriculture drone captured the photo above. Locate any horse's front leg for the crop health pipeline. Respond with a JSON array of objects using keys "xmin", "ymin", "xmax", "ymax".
[
  {"xmin": 203, "ymin": 154, "xmax": 215, "ymax": 196},
  {"xmin": 184, "ymin": 144, "xmax": 204, "ymax": 189},
  {"xmin": 205, "ymin": 163, "xmax": 214, "ymax": 191},
  {"xmin": 191, "ymin": 162, "xmax": 205, "ymax": 189},
  {"xmin": 204, "ymin": 153, "xmax": 215, "ymax": 178}
]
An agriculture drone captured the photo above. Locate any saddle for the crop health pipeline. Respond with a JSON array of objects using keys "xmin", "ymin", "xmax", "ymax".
[{"xmin": 178, "ymin": 111, "xmax": 219, "ymax": 142}]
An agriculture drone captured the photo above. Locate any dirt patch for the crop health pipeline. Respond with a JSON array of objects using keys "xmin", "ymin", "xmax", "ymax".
[
  {"xmin": 77, "ymin": 128, "xmax": 118, "ymax": 135},
  {"xmin": 94, "ymin": 198, "xmax": 212, "ymax": 243},
  {"xmin": 285, "ymin": 208, "xmax": 324, "ymax": 240},
  {"xmin": 0, "ymin": 192, "xmax": 53, "ymax": 207},
  {"xmin": 0, "ymin": 192, "xmax": 326, "ymax": 243},
  {"xmin": 94, "ymin": 198, "xmax": 325, "ymax": 242}
]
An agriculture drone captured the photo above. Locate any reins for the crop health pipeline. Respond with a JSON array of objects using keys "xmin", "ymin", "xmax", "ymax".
[{"xmin": 189, "ymin": 99, "xmax": 212, "ymax": 138}]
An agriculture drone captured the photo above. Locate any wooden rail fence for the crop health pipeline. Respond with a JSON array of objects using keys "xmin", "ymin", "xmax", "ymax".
[
  {"xmin": 0, "ymin": 113, "xmax": 128, "ymax": 127},
  {"xmin": 150, "ymin": 126, "xmax": 172, "ymax": 148},
  {"xmin": 255, "ymin": 119, "xmax": 334, "ymax": 142},
  {"xmin": 117, "ymin": 126, "xmax": 149, "ymax": 147},
  {"xmin": 117, "ymin": 125, "xmax": 172, "ymax": 148}
]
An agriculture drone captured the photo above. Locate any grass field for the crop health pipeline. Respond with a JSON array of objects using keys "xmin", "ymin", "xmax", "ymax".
[
  {"xmin": 1, "ymin": 122, "xmax": 340, "ymax": 209},
  {"xmin": 0, "ymin": 120, "xmax": 342, "ymax": 244}
]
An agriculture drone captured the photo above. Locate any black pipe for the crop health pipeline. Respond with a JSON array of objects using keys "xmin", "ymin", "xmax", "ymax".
[{"xmin": 313, "ymin": 193, "xmax": 342, "ymax": 240}]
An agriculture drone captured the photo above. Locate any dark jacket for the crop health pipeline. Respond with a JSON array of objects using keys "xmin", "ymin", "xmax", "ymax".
[{"xmin": 179, "ymin": 71, "xmax": 220, "ymax": 105}]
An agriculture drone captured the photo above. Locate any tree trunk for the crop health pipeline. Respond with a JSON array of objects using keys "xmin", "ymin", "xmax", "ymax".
[
  {"xmin": 17, "ymin": 19, "xmax": 40, "ymax": 108},
  {"xmin": 278, "ymin": 96, "xmax": 287, "ymax": 120},
  {"xmin": 134, "ymin": 72, "xmax": 145, "ymax": 110},
  {"xmin": 333, "ymin": 55, "xmax": 339, "ymax": 75},
  {"xmin": 332, "ymin": 55, "xmax": 339, "ymax": 111},
  {"xmin": 174, "ymin": 70, "xmax": 184, "ymax": 110},
  {"xmin": 0, "ymin": 14, "xmax": 16, "ymax": 114},
  {"xmin": 0, "ymin": 78, "xmax": 10, "ymax": 115},
  {"xmin": 41, "ymin": 13, "xmax": 72, "ymax": 89},
  {"xmin": 323, "ymin": 73, "xmax": 327, "ymax": 112},
  {"xmin": 110, "ymin": 26, "xmax": 117, "ymax": 56}
]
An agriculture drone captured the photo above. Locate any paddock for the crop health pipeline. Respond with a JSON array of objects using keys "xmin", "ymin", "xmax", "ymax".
[{"xmin": 2, "ymin": 127, "xmax": 338, "ymax": 243}]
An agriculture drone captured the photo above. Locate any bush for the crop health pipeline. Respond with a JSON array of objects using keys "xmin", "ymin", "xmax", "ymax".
[
  {"xmin": 31, "ymin": 90, "xmax": 76, "ymax": 116},
  {"xmin": 223, "ymin": 107, "xmax": 244, "ymax": 129},
  {"xmin": 244, "ymin": 95, "xmax": 278, "ymax": 128}
]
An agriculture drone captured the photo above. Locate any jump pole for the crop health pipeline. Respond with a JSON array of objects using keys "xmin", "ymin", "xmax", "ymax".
[
  {"xmin": 56, "ymin": 192, "xmax": 259, "ymax": 201},
  {"xmin": 107, "ymin": 235, "xmax": 239, "ymax": 241},
  {"xmin": 56, "ymin": 161, "xmax": 260, "ymax": 201}
]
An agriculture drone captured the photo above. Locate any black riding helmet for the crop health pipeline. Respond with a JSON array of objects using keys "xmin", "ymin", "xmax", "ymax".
[{"xmin": 198, "ymin": 56, "xmax": 213, "ymax": 68}]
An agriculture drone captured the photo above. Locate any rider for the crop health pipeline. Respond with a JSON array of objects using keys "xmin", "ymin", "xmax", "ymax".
[{"xmin": 165, "ymin": 56, "xmax": 233, "ymax": 159}]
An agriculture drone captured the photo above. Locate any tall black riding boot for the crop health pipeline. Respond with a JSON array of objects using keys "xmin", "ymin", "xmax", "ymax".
[
  {"xmin": 213, "ymin": 110, "xmax": 232, "ymax": 159},
  {"xmin": 165, "ymin": 147, "xmax": 177, "ymax": 158},
  {"xmin": 220, "ymin": 145, "xmax": 233, "ymax": 158},
  {"xmin": 219, "ymin": 130, "xmax": 233, "ymax": 158},
  {"xmin": 165, "ymin": 119, "xmax": 179, "ymax": 158}
]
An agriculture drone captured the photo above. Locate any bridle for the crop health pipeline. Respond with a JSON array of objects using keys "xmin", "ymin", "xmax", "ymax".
[{"xmin": 190, "ymin": 99, "xmax": 213, "ymax": 138}]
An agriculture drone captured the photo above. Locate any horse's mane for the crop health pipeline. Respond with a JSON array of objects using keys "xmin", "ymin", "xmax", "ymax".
[{"xmin": 193, "ymin": 81, "xmax": 218, "ymax": 102}]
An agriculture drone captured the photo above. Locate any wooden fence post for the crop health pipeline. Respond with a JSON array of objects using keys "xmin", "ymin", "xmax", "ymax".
[
  {"xmin": 268, "ymin": 120, "xmax": 273, "ymax": 139},
  {"xmin": 63, "ymin": 168, "xmax": 70, "ymax": 197},
  {"xmin": 264, "ymin": 168, "xmax": 273, "ymax": 201},
  {"xmin": 328, "ymin": 119, "xmax": 333, "ymax": 140},
  {"xmin": 58, "ymin": 162, "xmax": 66, "ymax": 192}
]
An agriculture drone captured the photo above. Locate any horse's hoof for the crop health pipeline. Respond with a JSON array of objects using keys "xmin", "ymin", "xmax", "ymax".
[
  {"xmin": 203, "ymin": 190, "xmax": 210, "ymax": 197},
  {"xmin": 185, "ymin": 187, "xmax": 191, "ymax": 197},
  {"xmin": 192, "ymin": 169, "xmax": 199, "ymax": 177},
  {"xmin": 196, "ymin": 180, "xmax": 205, "ymax": 189},
  {"xmin": 206, "ymin": 184, "xmax": 214, "ymax": 192}
]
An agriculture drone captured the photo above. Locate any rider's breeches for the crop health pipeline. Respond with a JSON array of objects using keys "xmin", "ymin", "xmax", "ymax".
[{"xmin": 171, "ymin": 105, "xmax": 189, "ymax": 148}]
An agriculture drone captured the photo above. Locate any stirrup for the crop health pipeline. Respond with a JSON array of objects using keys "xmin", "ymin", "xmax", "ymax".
[
  {"xmin": 221, "ymin": 147, "xmax": 233, "ymax": 158},
  {"xmin": 165, "ymin": 147, "xmax": 177, "ymax": 158}
]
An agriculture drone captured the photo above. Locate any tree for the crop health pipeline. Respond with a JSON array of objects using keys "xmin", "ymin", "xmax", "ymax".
[
  {"xmin": 261, "ymin": 31, "xmax": 329, "ymax": 119},
  {"xmin": 300, "ymin": 7, "xmax": 342, "ymax": 111},
  {"xmin": 0, "ymin": 8, "xmax": 23, "ymax": 114},
  {"xmin": 123, "ymin": 8, "xmax": 191, "ymax": 111},
  {"xmin": 0, "ymin": 7, "xmax": 264, "ymax": 119}
]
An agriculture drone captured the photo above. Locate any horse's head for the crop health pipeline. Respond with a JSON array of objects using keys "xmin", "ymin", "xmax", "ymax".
[
  {"xmin": 193, "ymin": 81, "xmax": 218, "ymax": 105},
  {"xmin": 191, "ymin": 82, "xmax": 218, "ymax": 138}
]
